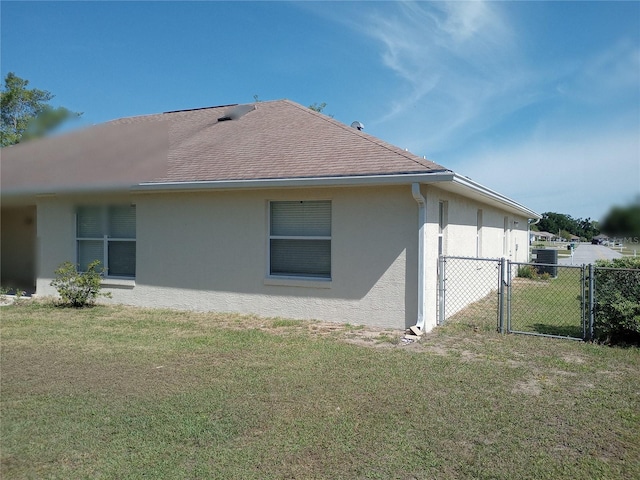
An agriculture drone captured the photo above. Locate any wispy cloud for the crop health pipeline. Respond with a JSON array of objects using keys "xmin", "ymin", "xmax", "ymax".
[
  {"xmin": 308, "ymin": 1, "xmax": 639, "ymax": 219},
  {"xmin": 351, "ymin": 1, "xmax": 528, "ymax": 151},
  {"xmin": 556, "ymin": 40, "xmax": 640, "ymax": 105}
]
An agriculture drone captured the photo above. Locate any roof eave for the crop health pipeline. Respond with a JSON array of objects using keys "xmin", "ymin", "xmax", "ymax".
[
  {"xmin": 1, "ymin": 171, "xmax": 541, "ymax": 220},
  {"xmin": 132, "ymin": 171, "xmax": 455, "ymax": 192},
  {"xmin": 441, "ymin": 173, "xmax": 541, "ymax": 220}
]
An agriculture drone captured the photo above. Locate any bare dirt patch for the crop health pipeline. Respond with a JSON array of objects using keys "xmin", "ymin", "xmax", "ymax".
[{"xmin": 512, "ymin": 377, "xmax": 543, "ymax": 395}]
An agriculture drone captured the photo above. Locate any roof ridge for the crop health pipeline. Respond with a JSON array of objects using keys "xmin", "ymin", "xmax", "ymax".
[{"xmin": 282, "ymin": 100, "xmax": 445, "ymax": 170}]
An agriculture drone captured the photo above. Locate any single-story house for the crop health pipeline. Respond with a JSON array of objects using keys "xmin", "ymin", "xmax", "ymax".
[
  {"xmin": 530, "ymin": 231, "xmax": 556, "ymax": 242},
  {"xmin": 1, "ymin": 100, "xmax": 540, "ymax": 331}
]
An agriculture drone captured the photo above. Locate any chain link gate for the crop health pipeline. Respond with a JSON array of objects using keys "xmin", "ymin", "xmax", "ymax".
[
  {"xmin": 439, "ymin": 256, "xmax": 640, "ymax": 341},
  {"xmin": 506, "ymin": 262, "xmax": 587, "ymax": 340},
  {"xmin": 438, "ymin": 256, "xmax": 590, "ymax": 340}
]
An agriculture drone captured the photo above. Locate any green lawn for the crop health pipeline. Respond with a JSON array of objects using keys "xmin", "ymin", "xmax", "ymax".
[{"xmin": 2, "ymin": 301, "xmax": 639, "ymax": 479}]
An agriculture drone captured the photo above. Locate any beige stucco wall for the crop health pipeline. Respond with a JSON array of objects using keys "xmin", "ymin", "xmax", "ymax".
[
  {"xmin": 31, "ymin": 184, "xmax": 533, "ymax": 330},
  {"xmin": 34, "ymin": 186, "xmax": 420, "ymax": 329},
  {"xmin": 425, "ymin": 187, "xmax": 530, "ymax": 321}
]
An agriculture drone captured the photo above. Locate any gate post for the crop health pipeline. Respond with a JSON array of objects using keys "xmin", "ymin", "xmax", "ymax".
[
  {"xmin": 588, "ymin": 263, "xmax": 595, "ymax": 341},
  {"xmin": 498, "ymin": 257, "xmax": 506, "ymax": 333},
  {"xmin": 438, "ymin": 256, "xmax": 446, "ymax": 325}
]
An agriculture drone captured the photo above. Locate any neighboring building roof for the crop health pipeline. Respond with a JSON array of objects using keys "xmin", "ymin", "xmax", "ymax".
[
  {"xmin": 533, "ymin": 231, "xmax": 555, "ymax": 238},
  {"xmin": 0, "ymin": 99, "xmax": 540, "ymax": 219}
]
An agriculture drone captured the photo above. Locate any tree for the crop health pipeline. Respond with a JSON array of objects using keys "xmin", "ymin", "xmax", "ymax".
[
  {"xmin": 308, "ymin": 102, "xmax": 327, "ymax": 113},
  {"xmin": 600, "ymin": 197, "xmax": 640, "ymax": 238},
  {"xmin": 537, "ymin": 211, "xmax": 600, "ymax": 241},
  {"xmin": 1, "ymin": 72, "xmax": 81, "ymax": 147}
]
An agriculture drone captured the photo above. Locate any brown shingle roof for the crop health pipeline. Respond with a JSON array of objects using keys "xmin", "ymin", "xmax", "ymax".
[{"xmin": 1, "ymin": 99, "xmax": 448, "ymax": 195}]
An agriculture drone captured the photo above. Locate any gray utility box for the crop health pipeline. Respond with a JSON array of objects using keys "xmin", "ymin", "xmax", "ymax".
[{"xmin": 533, "ymin": 249, "xmax": 558, "ymax": 278}]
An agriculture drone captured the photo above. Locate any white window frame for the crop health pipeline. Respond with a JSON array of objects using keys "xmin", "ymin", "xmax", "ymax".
[
  {"xmin": 267, "ymin": 200, "xmax": 332, "ymax": 284},
  {"xmin": 476, "ymin": 209, "xmax": 483, "ymax": 258},
  {"xmin": 75, "ymin": 205, "xmax": 136, "ymax": 279},
  {"xmin": 503, "ymin": 216, "xmax": 510, "ymax": 257},
  {"xmin": 438, "ymin": 201, "xmax": 448, "ymax": 256}
]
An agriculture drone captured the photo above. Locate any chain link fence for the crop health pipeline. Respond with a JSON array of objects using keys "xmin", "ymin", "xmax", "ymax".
[
  {"xmin": 438, "ymin": 256, "xmax": 640, "ymax": 342},
  {"xmin": 437, "ymin": 256, "xmax": 502, "ymax": 330}
]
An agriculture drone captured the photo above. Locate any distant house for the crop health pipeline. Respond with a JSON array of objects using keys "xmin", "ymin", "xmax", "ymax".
[
  {"xmin": 531, "ymin": 231, "xmax": 556, "ymax": 242},
  {"xmin": 1, "ymin": 100, "xmax": 540, "ymax": 331}
]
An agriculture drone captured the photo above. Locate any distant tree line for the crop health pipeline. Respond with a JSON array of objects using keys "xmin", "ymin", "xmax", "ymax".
[
  {"xmin": 534, "ymin": 212, "xmax": 599, "ymax": 241},
  {"xmin": 534, "ymin": 199, "xmax": 640, "ymax": 241},
  {"xmin": 599, "ymin": 197, "xmax": 640, "ymax": 239}
]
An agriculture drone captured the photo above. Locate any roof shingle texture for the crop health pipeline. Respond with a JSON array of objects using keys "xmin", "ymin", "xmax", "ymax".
[{"xmin": 1, "ymin": 99, "xmax": 447, "ymax": 194}]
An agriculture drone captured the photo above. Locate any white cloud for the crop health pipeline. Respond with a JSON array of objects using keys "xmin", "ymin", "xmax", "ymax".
[
  {"xmin": 453, "ymin": 125, "xmax": 640, "ymax": 220},
  {"xmin": 310, "ymin": 1, "xmax": 640, "ymax": 220},
  {"xmin": 557, "ymin": 40, "xmax": 640, "ymax": 105},
  {"xmin": 353, "ymin": 1, "xmax": 532, "ymax": 151}
]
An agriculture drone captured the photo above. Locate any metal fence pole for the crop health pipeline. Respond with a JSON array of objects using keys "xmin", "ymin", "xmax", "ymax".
[
  {"xmin": 438, "ymin": 256, "xmax": 446, "ymax": 325},
  {"xmin": 498, "ymin": 257, "xmax": 506, "ymax": 333},
  {"xmin": 581, "ymin": 265, "xmax": 586, "ymax": 340},
  {"xmin": 588, "ymin": 263, "xmax": 595, "ymax": 341},
  {"xmin": 506, "ymin": 259, "xmax": 512, "ymax": 334}
]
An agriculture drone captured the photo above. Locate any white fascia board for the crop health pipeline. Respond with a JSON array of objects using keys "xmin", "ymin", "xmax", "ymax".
[
  {"xmin": 1, "ymin": 172, "xmax": 453, "ymax": 200},
  {"xmin": 132, "ymin": 172, "xmax": 456, "ymax": 193},
  {"xmin": 135, "ymin": 171, "xmax": 540, "ymax": 219},
  {"xmin": 445, "ymin": 174, "xmax": 541, "ymax": 220}
]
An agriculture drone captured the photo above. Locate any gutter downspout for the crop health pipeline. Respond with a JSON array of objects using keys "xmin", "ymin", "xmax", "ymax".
[{"xmin": 411, "ymin": 183, "xmax": 427, "ymax": 331}]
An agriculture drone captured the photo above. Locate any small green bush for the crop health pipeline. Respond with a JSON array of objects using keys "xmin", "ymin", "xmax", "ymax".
[
  {"xmin": 594, "ymin": 257, "xmax": 640, "ymax": 345},
  {"xmin": 517, "ymin": 265, "xmax": 551, "ymax": 281},
  {"xmin": 517, "ymin": 265, "xmax": 537, "ymax": 279},
  {"xmin": 50, "ymin": 260, "xmax": 110, "ymax": 307}
]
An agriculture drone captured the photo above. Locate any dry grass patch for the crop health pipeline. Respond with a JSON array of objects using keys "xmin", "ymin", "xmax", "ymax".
[{"xmin": 2, "ymin": 300, "xmax": 639, "ymax": 480}]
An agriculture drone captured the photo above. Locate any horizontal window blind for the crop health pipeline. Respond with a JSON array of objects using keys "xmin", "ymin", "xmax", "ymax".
[
  {"xmin": 77, "ymin": 206, "xmax": 104, "ymax": 238},
  {"xmin": 78, "ymin": 240, "xmax": 104, "ymax": 272},
  {"xmin": 76, "ymin": 205, "xmax": 136, "ymax": 278},
  {"xmin": 269, "ymin": 200, "xmax": 331, "ymax": 279},
  {"xmin": 109, "ymin": 206, "xmax": 136, "ymax": 238},
  {"xmin": 271, "ymin": 201, "xmax": 331, "ymax": 237},
  {"xmin": 108, "ymin": 242, "xmax": 136, "ymax": 277},
  {"xmin": 270, "ymin": 239, "xmax": 331, "ymax": 278}
]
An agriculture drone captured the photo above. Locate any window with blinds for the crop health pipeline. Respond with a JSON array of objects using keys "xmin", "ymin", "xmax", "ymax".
[
  {"xmin": 269, "ymin": 200, "xmax": 331, "ymax": 279},
  {"xmin": 76, "ymin": 205, "xmax": 136, "ymax": 278}
]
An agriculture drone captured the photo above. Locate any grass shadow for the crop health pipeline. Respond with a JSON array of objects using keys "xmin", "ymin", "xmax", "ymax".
[{"xmin": 529, "ymin": 323, "xmax": 583, "ymax": 339}]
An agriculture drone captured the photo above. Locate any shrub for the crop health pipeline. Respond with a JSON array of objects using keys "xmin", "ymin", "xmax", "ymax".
[
  {"xmin": 517, "ymin": 265, "xmax": 537, "ymax": 279},
  {"xmin": 594, "ymin": 257, "xmax": 640, "ymax": 345},
  {"xmin": 0, "ymin": 286, "xmax": 27, "ymax": 306},
  {"xmin": 517, "ymin": 265, "xmax": 550, "ymax": 281},
  {"xmin": 538, "ymin": 272, "xmax": 551, "ymax": 281},
  {"xmin": 50, "ymin": 260, "xmax": 110, "ymax": 307}
]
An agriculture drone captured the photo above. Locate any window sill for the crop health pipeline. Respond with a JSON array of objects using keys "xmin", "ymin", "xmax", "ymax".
[
  {"xmin": 264, "ymin": 276, "xmax": 332, "ymax": 289},
  {"xmin": 101, "ymin": 278, "xmax": 136, "ymax": 289}
]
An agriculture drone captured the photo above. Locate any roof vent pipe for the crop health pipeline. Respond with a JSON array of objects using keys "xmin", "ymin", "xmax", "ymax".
[{"xmin": 350, "ymin": 121, "xmax": 364, "ymax": 131}]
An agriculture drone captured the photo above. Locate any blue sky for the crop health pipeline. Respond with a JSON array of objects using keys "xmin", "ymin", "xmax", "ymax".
[{"xmin": 2, "ymin": 1, "xmax": 639, "ymax": 222}]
